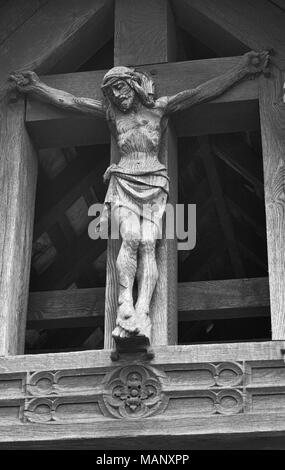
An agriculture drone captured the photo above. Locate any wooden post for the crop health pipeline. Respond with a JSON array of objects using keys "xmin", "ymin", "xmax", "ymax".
[
  {"xmin": 0, "ymin": 0, "xmax": 114, "ymax": 355},
  {"xmin": 114, "ymin": 0, "xmax": 176, "ymax": 66},
  {"xmin": 259, "ymin": 68, "xmax": 285, "ymax": 340},
  {"xmin": 104, "ymin": 0, "xmax": 178, "ymax": 348},
  {"xmin": 0, "ymin": 96, "xmax": 38, "ymax": 355}
]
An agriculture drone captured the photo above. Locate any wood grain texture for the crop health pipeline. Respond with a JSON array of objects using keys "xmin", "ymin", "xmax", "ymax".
[
  {"xmin": 0, "ymin": 0, "xmax": 113, "ymax": 355},
  {"xmin": 0, "ymin": 342, "xmax": 283, "ymax": 372},
  {"xmin": 114, "ymin": 0, "xmax": 176, "ymax": 66},
  {"xmin": 178, "ymin": 277, "xmax": 270, "ymax": 313},
  {"xmin": 270, "ymin": 0, "xmax": 285, "ymax": 11},
  {"xmin": 27, "ymin": 277, "xmax": 270, "ymax": 328},
  {"xmin": 0, "ymin": 418, "xmax": 285, "ymax": 449},
  {"xmin": 104, "ymin": 139, "xmax": 121, "ymax": 349},
  {"xmin": 172, "ymin": 0, "xmax": 285, "ymax": 68},
  {"xmin": 0, "ymin": 0, "xmax": 113, "ymax": 94},
  {"xmin": 0, "ymin": 97, "xmax": 38, "ymax": 355},
  {"xmin": 259, "ymin": 68, "xmax": 285, "ymax": 340},
  {"xmin": 151, "ymin": 125, "xmax": 178, "ymax": 345},
  {"xmin": 26, "ymin": 57, "xmax": 259, "ymax": 148},
  {"xmin": 28, "ymin": 287, "xmax": 104, "ymax": 329},
  {"xmin": 0, "ymin": 0, "xmax": 47, "ymax": 46}
]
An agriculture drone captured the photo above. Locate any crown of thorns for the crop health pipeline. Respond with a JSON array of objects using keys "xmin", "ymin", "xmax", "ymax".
[{"xmin": 101, "ymin": 66, "xmax": 141, "ymax": 90}]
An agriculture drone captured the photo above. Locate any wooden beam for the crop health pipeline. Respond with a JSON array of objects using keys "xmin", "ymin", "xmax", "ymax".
[
  {"xmin": 114, "ymin": 0, "xmax": 176, "ymax": 66},
  {"xmin": 199, "ymin": 137, "xmax": 245, "ymax": 278},
  {"xmin": 1, "ymin": 414, "xmax": 285, "ymax": 449},
  {"xmin": 212, "ymin": 134, "xmax": 264, "ymax": 200},
  {"xmin": 0, "ymin": 0, "xmax": 47, "ymax": 46},
  {"xmin": 103, "ymin": 142, "xmax": 120, "ymax": 349},
  {"xmin": 259, "ymin": 68, "xmax": 285, "ymax": 340},
  {"xmin": 270, "ymin": 0, "xmax": 285, "ymax": 11},
  {"xmin": 152, "ymin": 125, "xmax": 178, "ymax": 345},
  {"xmin": 1, "ymin": 341, "xmax": 284, "ymax": 371},
  {"xmin": 0, "ymin": 0, "xmax": 113, "ymax": 355},
  {"xmin": 1, "ymin": 427, "xmax": 285, "ymax": 450},
  {"xmin": 26, "ymin": 57, "xmax": 259, "ymax": 148},
  {"xmin": 172, "ymin": 0, "xmax": 285, "ymax": 68},
  {"xmin": 0, "ymin": 344, "xmax": 285, "ymax": 448},
  {"xmin": 179, "ymin": 277, "xmax": 269, "ymax": 315},
  {"xmin": 104, "ymin": 0, "xmax": 178, "ymax": 348},
  {"xmin": 0, "ymin": 96, "xmax": 38, "ymax": 355},
  {"xmin": 27, "ymin": 277, "xmax": 270, "ymax": 329},
  {"xmin": 0, "ymin": 0, "xmax": 113, "ymax": 89}
]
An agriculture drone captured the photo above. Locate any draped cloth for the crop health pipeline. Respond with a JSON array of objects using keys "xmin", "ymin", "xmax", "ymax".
[{"xmin": 98, "ymin": 163, "xmax": 169, "ymax": 236}]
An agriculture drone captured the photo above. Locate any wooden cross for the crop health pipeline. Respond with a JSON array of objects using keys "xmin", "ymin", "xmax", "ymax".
[{"xmin": 1, "ymin": 0, "xmax": 285, "ymax": 356}]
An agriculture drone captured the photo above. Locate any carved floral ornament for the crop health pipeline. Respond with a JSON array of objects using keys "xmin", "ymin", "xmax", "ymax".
[
  {"xmin": 22, "ymin": 362, "xmax": 245, "ymax": 421},
  {"xmin": 102, "ymin": 364, "xmax": 168, "ymax": 419}
]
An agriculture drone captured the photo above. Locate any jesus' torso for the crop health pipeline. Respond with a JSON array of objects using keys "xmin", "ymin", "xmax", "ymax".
[{"xmin": 107, "ymin": 101, "xmax": 168, "ymax": 174}]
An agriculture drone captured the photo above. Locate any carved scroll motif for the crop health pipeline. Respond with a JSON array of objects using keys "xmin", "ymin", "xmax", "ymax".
[{"xmin": 1, "ymin": 360, "xmax": 285, "ymax": 425}]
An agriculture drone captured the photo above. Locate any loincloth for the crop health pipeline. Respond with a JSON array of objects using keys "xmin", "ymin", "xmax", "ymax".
[{"xmin": 98, "ymin": 164, "xmax": 169, "ymax": 235}]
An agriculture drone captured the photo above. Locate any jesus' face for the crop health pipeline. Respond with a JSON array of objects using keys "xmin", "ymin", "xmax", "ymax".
[{"xmin": 109, "ymin": 79, "xmax": 136, "ymax": 112}]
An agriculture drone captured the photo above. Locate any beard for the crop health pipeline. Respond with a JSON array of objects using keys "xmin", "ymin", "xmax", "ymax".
[{"xmin": 115, "ymin": 95, "xmax": 135, "ymax": 112}]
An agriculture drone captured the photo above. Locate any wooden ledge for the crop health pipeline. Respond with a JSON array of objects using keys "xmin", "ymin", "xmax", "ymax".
[{"xmin": 0, "ymin": 343, "xmax": 285, "ymax": 449}]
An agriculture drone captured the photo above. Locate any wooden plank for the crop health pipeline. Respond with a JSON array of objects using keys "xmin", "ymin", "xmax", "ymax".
[
  {"xmin": 0, "ymin": 97, "xmax": 38, "ymax": 355},
  {"xmin": 259, "ymin": 68, "xmax": 285, "ymax": 340},
  {"xmin": 114, "ymin": 0, "xmax": 176, "ymax": 66},
  {"xmin": 0, "ymin": 353, "xmax": 285, "ymax": 448},
  {"xmin": 151, "ymin": 125, "xmax": 178, "ymax": 345},
  {"xmin": 178, "ymin": 277, "xmax": 269, "ymax": 313},
  {"xmin": 0, "ymin": 0, "xmax": 47, "ymax": 46},
  {"xmin": 199, "ymin": 137, "xmax": 245, "ymax": 278},
  {"xmin": 27, "ymin": 277, "xmax": 270, "ymax": 328},
  {"xmin": 0, "ymin": 0, "xmax": 112, "ymax": 355},
  {"xmin": 0, "ymin": 341, "xmax": 283, "ymax": 371},
  {"xmin": 103, "ymin": 141, "xmax": 121, "ymax": 349},
  {"xmin": 26, "ymin": 57, "xmax": 259, "ymax": 148},
  {"xmin": 0, "ymin": 415, "xmax": 285, "ymax": 449},
  {"xmin": 270, "ymin": 0, "xmax": 285, "ymax": 11},
  {"xmin": 0, "ymin": 0, "xmax": 113, "ymax": 95},
  {"xmin": 172, "ymin": 0, "xmax": 285, "ymax": 68},
  {"xmin": 1, "ymin": 430, "xmax": 285, "ymax": 450}
]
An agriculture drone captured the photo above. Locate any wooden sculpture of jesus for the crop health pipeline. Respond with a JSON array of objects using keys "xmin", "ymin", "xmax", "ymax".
[{"xmin": 10, "ymin": 50, "xmax": 269, "ymax": 343}]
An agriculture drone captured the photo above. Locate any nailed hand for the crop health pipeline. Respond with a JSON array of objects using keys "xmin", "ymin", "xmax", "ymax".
[{"xmin": 9, "ymin": 70, "xmax": 40, "ymax": 92}]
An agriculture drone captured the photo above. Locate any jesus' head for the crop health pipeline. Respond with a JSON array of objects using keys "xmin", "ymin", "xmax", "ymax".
[{"xmin": 101, "ymin": 66, "xmax": 155, "ymax": 112}]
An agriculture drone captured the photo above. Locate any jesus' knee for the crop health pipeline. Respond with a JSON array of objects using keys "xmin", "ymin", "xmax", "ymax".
[{"xmin": 122, "ymin": 230, "xmax": 140, "ymax": 253}]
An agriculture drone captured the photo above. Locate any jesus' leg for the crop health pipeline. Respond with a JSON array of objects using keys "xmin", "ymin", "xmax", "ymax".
[
  {"xmin": 135, "ymin": 220, "xmax": 159, "ymax": 339},
  {"xmin": 112, "ymin": 208, "xmax": 141, "ymax": 339}
]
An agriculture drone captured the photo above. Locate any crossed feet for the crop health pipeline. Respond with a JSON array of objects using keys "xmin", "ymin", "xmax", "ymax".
[{"xmin": 112, "ymin": 301, "xmax": 152, "ymax": 340}]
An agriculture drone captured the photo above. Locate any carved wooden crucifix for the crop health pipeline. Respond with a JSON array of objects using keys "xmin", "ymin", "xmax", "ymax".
[{"xmin": 10, "ymin": 0, "xmax": 270, "ymax": 356}]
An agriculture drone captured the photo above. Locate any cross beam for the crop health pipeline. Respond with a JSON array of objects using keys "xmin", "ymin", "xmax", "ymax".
[
  {"xmin": 26, "ymin": 57, "xmax": 259, "ymax": 149},
  {"xmin": 0, "ymin": 342, "xmax": 285, "ymax": 449}
]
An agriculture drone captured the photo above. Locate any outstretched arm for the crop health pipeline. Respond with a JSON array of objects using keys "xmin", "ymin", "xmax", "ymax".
[
  {"xmin": 161, "ymin": 51, "xmax": 270, "ymax": 114},
  {"xmin": 9, "ymin": 71, "xmax": 106, "ymax": 119}
]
